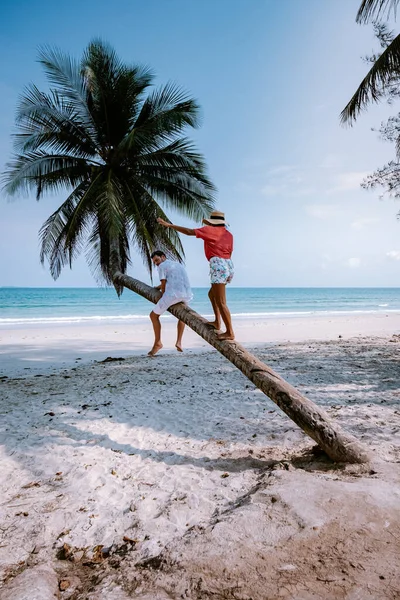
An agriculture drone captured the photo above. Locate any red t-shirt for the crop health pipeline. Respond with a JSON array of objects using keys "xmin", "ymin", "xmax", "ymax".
[{"xmin": 194, "ymin": 226, "xmax": 233, "ymax": 261}]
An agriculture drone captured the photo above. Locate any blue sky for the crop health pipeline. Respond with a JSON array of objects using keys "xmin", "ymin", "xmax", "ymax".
[{"xmin": 1, "ymin": 0, "xmax": 400, "ymax": 287}]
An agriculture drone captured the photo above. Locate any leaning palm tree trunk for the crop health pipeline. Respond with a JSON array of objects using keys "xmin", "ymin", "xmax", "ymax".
[{"xmin": 114, "ymin": 273, "xmax": 370, "ymax": 464}]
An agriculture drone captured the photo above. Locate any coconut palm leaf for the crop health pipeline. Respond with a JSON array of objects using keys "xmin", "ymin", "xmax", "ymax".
[
  {"xmin": 356, "ymin": 0, "xmax": 400, "ymax": 23},
  {"xmin": 341, "ymin": 32, "xmax": 400, "ymax": 124}
]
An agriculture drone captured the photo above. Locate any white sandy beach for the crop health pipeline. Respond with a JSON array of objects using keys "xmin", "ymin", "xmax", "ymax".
[
  {"xmin": 1, "ymin": 311, "xmax": 399, "ymax": 376},
  {"xmin": 1, "ymin": 314, "xmax": 400, "ymax": 599}
]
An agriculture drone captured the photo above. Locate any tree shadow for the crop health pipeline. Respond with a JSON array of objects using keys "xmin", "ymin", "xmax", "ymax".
[{"xmin": 1, "ymin": 338, "xmax": 399, "ymax": 488}]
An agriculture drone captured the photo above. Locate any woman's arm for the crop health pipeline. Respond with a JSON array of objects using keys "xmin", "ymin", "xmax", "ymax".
[{"xmin": 157, "ymin": 217, "xmax": 196, "ymax": 236}]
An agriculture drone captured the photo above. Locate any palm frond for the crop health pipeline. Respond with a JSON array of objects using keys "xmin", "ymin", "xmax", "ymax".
[
  {"xmin": 3, "ymin": 152, "xmax": 93, "ymax": 198},
  {"xmin": 123, "ymin": 181, "xmax": 186, "ymax": 275},
  {"xmin": 124, "ymin": 83, "xmax": 200, "ymax": 155},
  {"xmin": 341, "ymin": 32, "xmax": 400, "ymax": 124},
  {"xmin": 38, "ymin": 45, "xmax": 96, "ymax": 138},
  {"xmin": 15, "ymin": 85, "xmax": 98, "ymax": 158},
  {"xmin": 356, "ymin": 0, "xmax": 399, "ymax": 23},
  {"xmin": 39, "ymin": 182, "xmax": 90, "ymax": 278},
  {"xmin": 82, "ymin": 40, "xmax": 154, "ymax": 150}
]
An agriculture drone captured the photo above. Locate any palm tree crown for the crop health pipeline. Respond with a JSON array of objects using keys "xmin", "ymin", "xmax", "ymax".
[{"xmin": 3, "ymin": 41, "xmax": 215, "ymax": 293}]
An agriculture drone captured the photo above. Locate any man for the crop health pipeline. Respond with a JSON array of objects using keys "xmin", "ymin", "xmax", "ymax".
[
  {"xmin": 148, "ymin": 250, "xmax": 193, "ymax": 356},
  {"xmin": 157, "ymin": 211, "xmax": 234, "ymax": 341}
]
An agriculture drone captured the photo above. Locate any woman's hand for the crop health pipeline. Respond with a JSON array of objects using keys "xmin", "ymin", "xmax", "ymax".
[{"xmin": 157, "ymin": 217, "xmax": 170, "ymax": 227}]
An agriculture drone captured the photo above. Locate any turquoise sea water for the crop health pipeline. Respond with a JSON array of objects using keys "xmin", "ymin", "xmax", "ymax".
[{"xmin": 1, "ymin": 287, "xmax": 400, "ymax": 327}]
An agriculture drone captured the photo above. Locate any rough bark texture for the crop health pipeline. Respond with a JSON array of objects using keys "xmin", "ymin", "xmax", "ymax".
[{"xmin": 114, "ymin": 272, "xmax": 371, "ymax": 464}]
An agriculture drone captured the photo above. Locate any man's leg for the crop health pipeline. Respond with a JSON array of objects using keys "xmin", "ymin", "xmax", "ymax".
[
  {"xmin": 176, "ymin": 320, "xmax": 185, "ymax": 352},
  {"xmin": 148, "ymin": 311, "xmax": 163, "ymax": 356},
  {"xmin": 207, "ymin": 286, "xmax": 221, "ymax": 330},
  {"xmin": 212, "ymin": 283, "xmax": 235, "ymax": 340}
]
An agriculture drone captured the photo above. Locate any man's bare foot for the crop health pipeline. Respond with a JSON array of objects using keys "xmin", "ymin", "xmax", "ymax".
[
  {"xmin": 217, "ymin": 332, "xmax": 235, "ymax": 341},
  {"xmin": 148, "ymin": 342, "xmax": 163, "ymax": 356},
  {"xmin": 175, "ymin": 343, "xmax": 183, "ymax": 353},
  {"xmin": 206, "ymin": 321, "xmax": 221, "ymax": 330}
]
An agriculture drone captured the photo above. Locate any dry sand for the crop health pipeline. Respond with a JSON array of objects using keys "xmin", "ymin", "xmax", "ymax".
[{"xmin": 0, "ymin": 314, "xmax": 400, "ymax": 599}]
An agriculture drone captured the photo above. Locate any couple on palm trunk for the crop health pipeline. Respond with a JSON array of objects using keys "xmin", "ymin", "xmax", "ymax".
[{"xmin": 148, "ymin": 211, "xmax": 235, "ymax": 356}]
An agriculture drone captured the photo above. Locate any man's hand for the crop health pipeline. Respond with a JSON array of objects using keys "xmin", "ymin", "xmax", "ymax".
[{"xmin": 157, "ymin": 217, "xmax": 170, "ymax": 228}]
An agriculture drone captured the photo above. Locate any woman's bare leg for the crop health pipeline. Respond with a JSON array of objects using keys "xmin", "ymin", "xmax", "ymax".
[
  {"xmin": 176, "ymin": 320, "xmax": 185, "ymax": 352},
  {"xmin": 207, "ymin": 286, "xmax": 221, "ymax": 330},
  {"xmin": 212, "ymin": 284, "xmax": 234, "ymax": 340}
]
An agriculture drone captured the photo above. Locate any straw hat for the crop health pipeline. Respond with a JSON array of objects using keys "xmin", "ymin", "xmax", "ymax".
[{"xmin": 202, "ymin": 210, "xmax": 226, "ymax": 226}]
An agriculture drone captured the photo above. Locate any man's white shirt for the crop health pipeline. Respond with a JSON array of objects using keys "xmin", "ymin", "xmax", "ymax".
[{"xmin": 157, "ymin": 259, "xmax": 193, "ymax": 302}]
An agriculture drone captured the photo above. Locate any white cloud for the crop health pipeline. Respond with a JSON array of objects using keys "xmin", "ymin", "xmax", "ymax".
[
  {"xmin": 261, "ymin": 166, "xmax": 315, "ymax": 198},
  {"xmin": 319, "ymin": 154, "xmax": 342, "ymax": 169},
  {"xmin": 351, "ymin": 217, "xmax": 380, "ymax": 230},
  {"xmin": 264, "ymin": 165, "xmax": 296, "ymax": 176},
  {"xmin": 386, "ymin": 250, "xmax": 400, "ymax": 261},
  {"xmin": 347, "ymin": 257, "xmax": 361, "ymax": 268},
  {"xmin": 305, "ymin": 204, "xmax": 342, "ymax": 219},
  {"xmin": 326, "ymin": 171, "xmax": 369, "ymax": 194},
  {"xmin": 320, "ymin": 253, "xmax": 334, "ymax": 270},
  {"xmin": 261, "ymin": 184, "xmax": 315, "ymax": 198}
]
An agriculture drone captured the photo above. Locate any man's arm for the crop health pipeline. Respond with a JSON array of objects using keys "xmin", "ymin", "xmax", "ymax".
[
  {"xmin": 157, "ymin": 217, "xmax": 196, "ymax": 236},
  {"xmin": 159, "ymin": 279, "xmax": 166, "ymax": 294}
]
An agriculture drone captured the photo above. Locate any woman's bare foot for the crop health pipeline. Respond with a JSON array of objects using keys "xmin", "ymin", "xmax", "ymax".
[
  {"xmin": 175, "ymin": 343, "xmax": 183, "ymax": 353},
  {"xmin": 217, "ymin": 332, "xmax": 235, "ymax": 341},
  {"xmin": 148, "ymin": 342, "xmax": 163, "ymax": 356},
  {"xmin": 206, "ymin": 321, "xmax": 221, "ymax": 330}
]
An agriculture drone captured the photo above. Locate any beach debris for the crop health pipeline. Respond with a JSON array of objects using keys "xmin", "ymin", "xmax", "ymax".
[
  {"xmin": 56, "ymin": 543, "xmax": 73, "ymax": 560},
  {"xmin": 59, "ymin": 579, "xmax": 70, "ymax": 591},
  {"xmin": 21, "ymin": 481, "xmax": 41, "ymax": 489},
  {"xmin": 99, "ymin": 356, "xmax": 126, "ymax": 363},
  {"xmin": 123, "ymin": 535, "xmax": 139, "ymax": 544},
  {"xmin": 56, "ymin": 529, "xmax": 71, "ymax": 540}
]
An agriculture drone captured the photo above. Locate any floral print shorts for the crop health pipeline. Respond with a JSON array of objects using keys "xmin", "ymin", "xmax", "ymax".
[{"xmin": 209, "ymin": 256, "xmax": 234, "ymax": 284}]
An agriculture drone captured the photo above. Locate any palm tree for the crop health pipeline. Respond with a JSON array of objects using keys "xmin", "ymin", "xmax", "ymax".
[
  {"xmin": 341, "ymin": 0, "xmax": 400, "ymax": 124},
  {"xmin": 3, "ymin": 40, "xmax": 215, "ymax": 294},
  {"xmin": 3, "ymin": 41, "xmax": 369, "ymax": 464}
]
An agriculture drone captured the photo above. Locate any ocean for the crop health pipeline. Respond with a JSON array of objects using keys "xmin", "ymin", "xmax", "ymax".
[{"xmin": 1, "ymin": 287, "xmax": 400, "ymax": 327}]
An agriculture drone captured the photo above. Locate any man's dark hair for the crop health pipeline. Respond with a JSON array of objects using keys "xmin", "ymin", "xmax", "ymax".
[{"xmin": 151, "ymin": 250, "xmax": 166, "ymax": 259}]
